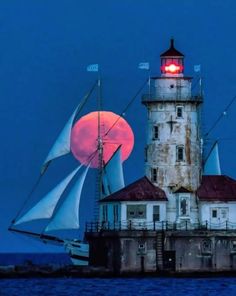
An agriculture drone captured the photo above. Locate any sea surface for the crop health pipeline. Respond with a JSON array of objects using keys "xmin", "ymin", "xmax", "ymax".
[
  {"xmin": 0, "ymin": 277, "xmax": 236, "ymax": 296},
  {"xmin": 0, "ymin": 254, "xmax": 236, "ymax": 295}
]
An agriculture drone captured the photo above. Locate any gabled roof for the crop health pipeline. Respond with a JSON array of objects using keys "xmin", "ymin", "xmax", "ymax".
[
  {"xmin": 100, "ymin": 176, "xmax": 167, "ymax": 202},
  {"xmin": 174, "ymin": 186, "xmax": 193, "ymax": 193},
  {"xmin": 197, "ymin": 175, "xmax": 236, "ymax": 202},
  {"xmin": 160, "ymin": 38, "xmax": 184, "ymax": 57}
]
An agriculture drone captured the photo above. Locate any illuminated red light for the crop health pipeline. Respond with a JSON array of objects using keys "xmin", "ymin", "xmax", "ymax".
[{"xmin": 162, "ymin": 63, "xmax": 183, "ymax": 74}]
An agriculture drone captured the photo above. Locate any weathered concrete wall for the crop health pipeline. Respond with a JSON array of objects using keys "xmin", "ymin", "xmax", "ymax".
[
  {"xmin": 144, "ymin": 76, "xmax": 202, "ymax": 224},
  {"xmin": 154, "ymin": 77, "xmax": 191, "ymax": 100},
  {"xmin": 145, "ymin": 101, "xmax": 201, "ymax": 191},
  {"xmin": 165, "ymin": 231, "xmax": 236, "ymax": 271},
  {"xmin": 86, "ymin": 231, "xmax": 161, "ymax": 273},
  {"xmin": 86, "ymin": 230, "xmax": 236, "ymax": 273}
]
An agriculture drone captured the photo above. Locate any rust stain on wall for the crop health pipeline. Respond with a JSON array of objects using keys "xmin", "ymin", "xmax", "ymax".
[{"xmin": 185, "ymin": 119, "xmax": 191, "ymax": 165}]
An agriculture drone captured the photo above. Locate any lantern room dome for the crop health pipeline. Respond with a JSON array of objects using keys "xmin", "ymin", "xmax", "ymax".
[{"xmin": 160, "ymin": 38, "xmax": 184, "ymax": 57}]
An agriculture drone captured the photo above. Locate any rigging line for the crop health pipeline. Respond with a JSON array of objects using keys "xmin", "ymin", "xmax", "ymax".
[
  {"xmin": 204, "ymin": 94, "xmax": 236, "ymax": 137},
  {"xmin": 10, "ymin": 173, "xmax": 44, "ymax": 227},
  {"xmin": 104, "ymin": 78, "xmax": 148, "ymax": 137},
  {"xmin": 191, "ymin": 77, "xmax": 201, "ymax": 91},
  {"xmin": 10, "ymin": 230, "xmax": 43, "ymax": 253}
]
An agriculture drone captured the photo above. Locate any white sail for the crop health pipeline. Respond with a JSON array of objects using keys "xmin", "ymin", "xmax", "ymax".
[
  {"xmin": 41, "ymin": 103, "xmax": 82, "ymax": 174},
  {"xmin": 203, "ymin": 141, "xmax": 221, "ymax": 175},
  {"xmin": 14, "ymin": 166, "xmax": 82, "ymax": 226},
  {"xmin": 45, "ymin": 165, "xmax": 90, "ymax": 232},
  {"xmin": 102, "ymin": 146, "xmax": 125, "ymax": 196}
]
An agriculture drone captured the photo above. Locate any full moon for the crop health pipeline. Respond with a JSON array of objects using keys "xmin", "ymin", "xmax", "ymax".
[{"xmin": 71, "ymin": 111, "xmax": 134, "ymax": 168}]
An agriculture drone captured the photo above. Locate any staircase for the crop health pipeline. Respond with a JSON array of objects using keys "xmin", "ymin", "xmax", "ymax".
[{"xmin": 156, "ymin": 231, "xmax": 164, "ymax": 270}]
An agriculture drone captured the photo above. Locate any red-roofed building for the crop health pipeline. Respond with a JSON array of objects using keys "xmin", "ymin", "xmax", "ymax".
[
  {"xmin": 197, "ymin": 175, "xmax": 236, "ymax": 226},
  {"xmin": 99, "ymin": 177, "xmax": 167, "ymax": 229}
]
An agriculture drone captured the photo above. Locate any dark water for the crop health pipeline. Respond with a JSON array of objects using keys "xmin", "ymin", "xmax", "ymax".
[
  {"xmin": 0, "ymin": 277, "xmax": 236, "ymax": 296},
  {"xmin": 0, "ymin": 254, "xmax": 236, "ymax": 295},
  {"xmin": 0, "ymin": 253, "xmax": 71, "ymax": 266}
]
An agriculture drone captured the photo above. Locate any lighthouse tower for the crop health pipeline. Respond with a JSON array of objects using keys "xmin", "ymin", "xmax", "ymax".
[{"xmin": 142, "ymin": 39, "xmax": 202, "ymax": 223}]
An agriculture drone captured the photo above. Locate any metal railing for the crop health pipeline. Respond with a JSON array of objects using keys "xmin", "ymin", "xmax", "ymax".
[
  {"xmin": 85, "ymin": 220, "xmax": 236, "ymax": 233},
  {"xmin": 142, "ymin": 94, "xmax": 202, "ymax": 103}
]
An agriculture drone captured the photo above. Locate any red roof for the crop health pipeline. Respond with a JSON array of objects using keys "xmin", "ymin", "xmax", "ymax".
[
  {"xmin": 197, "ymin": 175, "xmax": 236, "ymax": 202},
  {"xmin": 100, "ymin": 176, "xmax": 167, "ymax": 202}
]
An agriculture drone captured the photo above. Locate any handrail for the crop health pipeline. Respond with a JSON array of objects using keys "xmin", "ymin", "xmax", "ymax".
[
  {"xmin": 142, "ymin": 94, "xmax": 202, "ymax": 103},
  {"xmin": 85, "ymin": 220, "xmax": 236, "ymax": 233}
]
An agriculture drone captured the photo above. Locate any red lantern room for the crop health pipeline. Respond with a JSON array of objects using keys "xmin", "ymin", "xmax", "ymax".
[{"xmin": 160, "ymin": 38, "xmax": 184, "ymax": 75}]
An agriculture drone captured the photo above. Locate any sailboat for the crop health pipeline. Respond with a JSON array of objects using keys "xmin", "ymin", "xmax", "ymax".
[{"xmin": 8, "ymin": 79, "xmax": 129, "ymax": 266}]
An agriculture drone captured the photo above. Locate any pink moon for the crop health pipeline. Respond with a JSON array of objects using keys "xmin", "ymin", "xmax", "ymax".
[{"xmin": 70, "ymin": 111, "xmax": 134, "ymax": 168}]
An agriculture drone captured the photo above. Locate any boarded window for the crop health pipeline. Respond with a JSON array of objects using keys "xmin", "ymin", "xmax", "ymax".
[
  {"xmin": 127, "ymin": 205, "xmax": 146, "ymax": 219},
  {"xmin": 153, "ymin": 205, "xmax": 160, "ymax": 221}
]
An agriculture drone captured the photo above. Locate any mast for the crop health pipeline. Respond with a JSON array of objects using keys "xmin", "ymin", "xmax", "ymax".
[
  {"xmin": 98, "ymin": 75, "xmax": 103, "ymax": 199},
  {"xmin": 95, "ymin": 70, "xmax": 103, "ymax": 220}
]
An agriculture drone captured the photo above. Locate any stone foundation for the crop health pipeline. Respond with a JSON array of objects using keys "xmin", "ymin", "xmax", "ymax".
[{"xmin": 85, "ymin": 230, "xmax": 236, "ymax": 273}]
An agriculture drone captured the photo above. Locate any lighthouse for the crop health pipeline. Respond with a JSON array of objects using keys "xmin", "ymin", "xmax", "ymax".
[
  {"xmin": 86, "ymin": 39, "xmax": 236, "ymax": 273},
  {"xmin": 142, "ymin": 39, "xmax": 202, "ymax": 224}
]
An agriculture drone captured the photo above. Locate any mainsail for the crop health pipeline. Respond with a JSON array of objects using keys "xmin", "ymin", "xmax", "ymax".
[
  {"xmin": 203, "ymin": 141, "xmax": 221, "ymax": 175},
  {"xmin": 13, "ymin": 166, "xmax": 82, "ymax": 226},
  {"xmin": 102, "ymin": 146, "xmax": 125, "ymax": 196},
  {"xmin": 45, "ymin": 164, "xmax": 90, "ymax": 232}
]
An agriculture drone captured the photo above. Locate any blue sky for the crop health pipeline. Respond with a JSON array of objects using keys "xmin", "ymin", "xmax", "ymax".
[{"xmin": 1, "ymin": 0, "xmax": 236, "ymax": 252}]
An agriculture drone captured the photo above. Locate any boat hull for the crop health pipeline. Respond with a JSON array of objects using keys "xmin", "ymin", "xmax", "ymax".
[{"xmin": 64, "ymin": 241, "xmax": 89, "ymax": 266}]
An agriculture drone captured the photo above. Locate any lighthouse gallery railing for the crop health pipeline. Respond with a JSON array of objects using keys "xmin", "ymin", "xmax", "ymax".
[{"xmin": 85, "ymin": 220, "xmax": 236, "ymax": 232}]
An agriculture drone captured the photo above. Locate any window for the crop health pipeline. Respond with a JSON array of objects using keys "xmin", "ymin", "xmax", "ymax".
[
  {"xmin": 179, "ymin": 196, "xmax": 190, "ymax": 217},
  {"xmin": 102, "ymin": 205, "xmax": 108, "ymax": 222},
  {"xmin": 113, "ymin": 205, "xmax": 118, "ymax": 223},
  {"xmin": 176, "ymin": 106, "xmax": 183, "ymax": 118},
  {"xmin": 180, "ymin": 198, "xmax": 187, "ymax": 216},
  {"xmin": 221, "ymin": 209, "xmax": 227, "ymax": 219},
  {"xmin": 153, "ymin": 205, "xmax": 160, "ymax": 221},
  {"xmin": 212, "ymin": 209, "xmax": 217, "ymax": 218},
  {"xmin": 176, "ymin": 146, "xmax": 184, "ymax": 162},
  {"xmin": 153, "ymin": 125, "xmax": 159, "ymax": 140},
  {"xmin": 151, "ymin": 168, "xmax": 158, "ymax": 182},
  {"xmin": 127, "ymin": 205, "xmax": 146, "ymax": 219}
]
